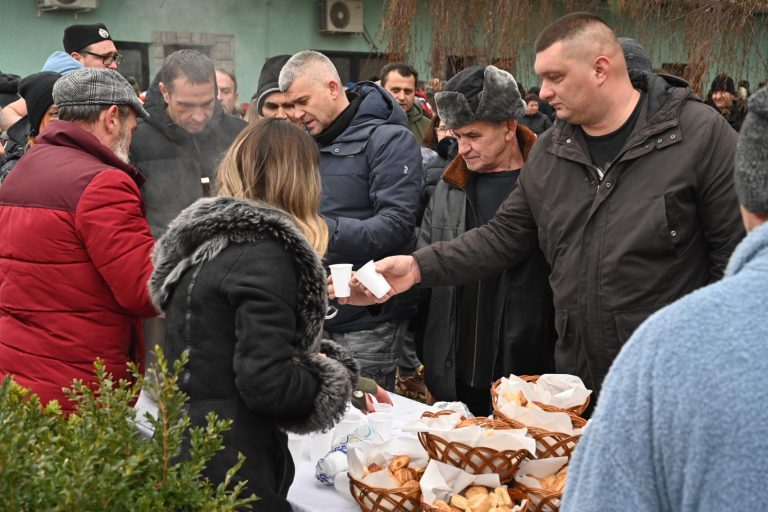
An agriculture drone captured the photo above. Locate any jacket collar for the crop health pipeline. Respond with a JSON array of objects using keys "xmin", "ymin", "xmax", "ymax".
[
  {"xmin": 36, "ymin": 119, "xmax": 145, "ymax": 186},
  {"xmin": 547, "ymin": 72, "xmax": 695, "ymax": 166},
  {"xmin": 149, "ymin": 196, "xmax": 328, "ymax": 352},
  {"xmin": 329, "ymin": 82, "xmax": 408, "ymax": 144},
  {"xmin": 441, "ymin": 124, "xmax": 537, "ymax": 190},
  {"xmin": 726, "ymin": 220, "xmax": 768, "ymax": 277}
]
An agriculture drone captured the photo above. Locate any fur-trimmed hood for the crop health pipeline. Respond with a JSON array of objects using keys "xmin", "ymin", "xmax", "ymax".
[
  {"xmin": 441, "ymin": 124, "xmax": 537, "ymax": 190},
  {"xmin": 149, "ymin": 196, "xmax": 328, "ymax": 352}
]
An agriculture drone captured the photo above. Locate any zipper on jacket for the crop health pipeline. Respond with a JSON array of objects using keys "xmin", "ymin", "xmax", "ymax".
[{"xmin": 465, "ymin": 193, "xmax": 482, "ymax": 385}]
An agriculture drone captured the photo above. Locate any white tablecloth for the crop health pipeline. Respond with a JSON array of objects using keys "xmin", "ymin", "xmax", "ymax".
[{"xmin": 287, "ymin": 393, "xmax": 430, "ymax": 512}]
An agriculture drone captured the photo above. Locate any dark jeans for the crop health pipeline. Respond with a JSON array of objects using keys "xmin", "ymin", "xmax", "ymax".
[{"xmin": 324, "ymin": 319, "xmax": 408, "ymax": 392}]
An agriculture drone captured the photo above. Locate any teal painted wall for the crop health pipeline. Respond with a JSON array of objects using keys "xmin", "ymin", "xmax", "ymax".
[
  {"xmin": 2, "ymin": 1, "xmax": 766, "ymax": 98},
  {"xmin": 0, "ymin": 0, "xmax": 388, "ymax": 98}
]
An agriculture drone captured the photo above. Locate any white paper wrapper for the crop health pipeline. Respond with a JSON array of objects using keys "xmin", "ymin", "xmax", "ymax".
[
  {"xmin": 419, "ymin": 460, "xmax": 501, "ymax": 505},
  {"xmin": 497, "ymin": 402, "xmax": 577, "ymax": 434},
  {"xmin": 515, "ymin": 457, "xmax": 568, "ymax": 509},
  {"xmin": 496, "ymin": 374, "xmax": 592, "ymax": 410},
  {"xmin": 435, "ymin": 425, "xmax": 536, "ymax": 454},
  {"xmin": 347, "ymin": 437, "xmax": 429, "ymax": 488},
  {"xmin": 401, "ymin": 411, "xmax": 463, "ymax": 434}
]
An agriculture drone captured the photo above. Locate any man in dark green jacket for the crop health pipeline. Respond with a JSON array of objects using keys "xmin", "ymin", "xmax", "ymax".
[
  {"xmin": 335, "ymin": 13, "xmax": 745, "ymax": 402},
  {"xmin": 381, "ymin": 62, "xmax": 431, "ymax": 142}
]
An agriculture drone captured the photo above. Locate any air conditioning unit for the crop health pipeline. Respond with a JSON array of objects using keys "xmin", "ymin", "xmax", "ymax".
[
  {"xmin": 38, "ymin": 0, "xmax": 99, "ymax": 11},
  {"xmin": 318, "ymin": 0, "xmax": 364, "ymax": 34}
]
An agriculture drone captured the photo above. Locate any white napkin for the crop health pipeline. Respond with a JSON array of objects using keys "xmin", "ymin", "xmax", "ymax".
[
  {"xmin": 497, "ymin": 402, "xmax": 576, "ymax": 434},
  {"xmin": 419, "ymin": 460, "xmax": 500, "ymax": 505},
  {"xmin": 347, "ymin": 437, "xmax": 429, "ymax": 488},
  {"xmin": 496, "ymin": 374, "xmax": 591, "ymax": 410}
]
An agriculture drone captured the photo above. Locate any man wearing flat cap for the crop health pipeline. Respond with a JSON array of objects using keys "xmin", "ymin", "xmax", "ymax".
[
  {"xmin": 380, "ymin": 65, "xmax": 556, "ymax": 414},
  {"xmin": 0, "ymin": 68, "xmax": 157, "ymax": 414},
  {"xmin": 339, "ymin": 12, "xmax": 744, "ymax": 407}
]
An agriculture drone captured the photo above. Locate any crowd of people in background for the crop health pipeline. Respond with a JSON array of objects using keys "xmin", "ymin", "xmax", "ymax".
[{"xmin": 1, "ymin": 11, "xmax": 768, "ymax": 511}]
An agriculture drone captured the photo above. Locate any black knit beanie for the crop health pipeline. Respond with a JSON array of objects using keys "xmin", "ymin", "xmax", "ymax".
[
  {"xmin": 63, "ymin": 23, "xmax": 112, "ymax": 54},
  {"xmin": 254, "ymin": 55, "xmax": 292, "ymax": 115},
  {"xmin": 19, "ymin": 72, "xmax": 61, "ymax": 136},
  {"xmin": 735, "ymin": 86, "xmax": 768, "ymax": 215},
  {"xmin": 710, "ymin": 73, "xmax": 736, "ymax": 95}
]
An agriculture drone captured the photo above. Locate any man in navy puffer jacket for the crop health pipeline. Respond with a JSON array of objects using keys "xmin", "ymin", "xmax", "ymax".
[{"xmin": 280, "ymin": 51, "xmax": 421, "ymax": 391}]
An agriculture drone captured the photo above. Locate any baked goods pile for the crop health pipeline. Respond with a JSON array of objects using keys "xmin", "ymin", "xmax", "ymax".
[
  {"xmin": 362, "ymin": 455, "xmax": 425, "ymax": 488},
  {"xmin": 434, "ymin": 485, "xmax": 525, "ymax": 512},
  {"xmin": 346, "ymin": 374, "xmax": 590, "ymax": 512}
]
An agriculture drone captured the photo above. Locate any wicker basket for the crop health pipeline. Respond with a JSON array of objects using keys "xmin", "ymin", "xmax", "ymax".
[
  {"xmin": 417, "ymin": 415, "xmax": 532, "ymax": 484},
  {"xmin": 491, "ymin": 375, "xmax": 590, "ymax": 417},
  {"xmin": 348, "ymin": 473, "xmax": 422, "ymax": 512},
  {"xmin": 515, "ymin": 482, "xmax": 562, "ymax": 512},
  {"xmin": 492, "ymin": 410, "xmax": 587, "ymax": 460},
  {"xmin": 421, "ymin": 486, "xmax": 531, "ymax": 512}
]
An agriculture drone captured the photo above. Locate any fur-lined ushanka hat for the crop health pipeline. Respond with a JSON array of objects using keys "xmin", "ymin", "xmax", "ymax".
[{"xmin": 435, "ymin": 65, "xmax": 526, "ymax": 129}]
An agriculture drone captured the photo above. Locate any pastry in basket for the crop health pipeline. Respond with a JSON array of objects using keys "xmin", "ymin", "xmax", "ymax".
[
  {"xmin": 530, "ymin": 466, "xmax": 568, "ymax": 493},
  {"xmin": 434, "ymin": 485, "xmax": 523, "ymax": 512},
  {"xmin": 502, "ymin": 390, "xmax": 538, "ymax": 409},
  {"xmin": 362, "ymin": 455, "xmax": 425, "ymax": 487}
]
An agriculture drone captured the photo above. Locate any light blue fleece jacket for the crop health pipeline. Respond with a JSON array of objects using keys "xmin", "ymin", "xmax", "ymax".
[
  {"xmin": 561, "ymin": 220, "xmax": 768, "ymax": 511},
  {"xmin": 40, "ymin": 51, "xmax": 83, "ymax": 75}
]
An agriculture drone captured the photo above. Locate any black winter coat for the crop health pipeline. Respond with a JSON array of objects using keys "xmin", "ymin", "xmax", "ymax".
[
  {"xmin": 129, "ymin": 90, "xmax": 246, "ymax": 239},
  {"xmin": 414, "ymin": 72, "xmax": 745, "ymax": 399},
  {"xmin": 149, "ymin": 197, "xmax": 358, "ymax": 511},
  {"xmin": 519, "ymin": 112, "xmax": 553, "ymax": 136},
  {"xmin": 417, "ymin": 125, "xmax": 555, "ymax": 400}
]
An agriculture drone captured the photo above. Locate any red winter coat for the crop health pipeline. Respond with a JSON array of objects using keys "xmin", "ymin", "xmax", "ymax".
[{"xmin": 0, "ymin": 120, "xmax": 157, "ymax": 412}]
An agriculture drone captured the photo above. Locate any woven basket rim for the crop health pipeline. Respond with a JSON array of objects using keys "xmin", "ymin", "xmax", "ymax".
[
  {"xmin": 491, "ymin": 375, "xmax": 591, "ymax": 417},
  {"xmin": 348, "ymin": 472, "xmax": 423, "ymax": 494}
]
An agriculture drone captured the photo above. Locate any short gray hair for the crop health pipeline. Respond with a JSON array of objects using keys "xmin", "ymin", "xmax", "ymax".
[
  {"xmin": 278, "ymin": 50, "xmax": 340, "ymax": 91},
  {"xmin": 58, "ymin": 103, "xmax": 131, "ymax": 123}
]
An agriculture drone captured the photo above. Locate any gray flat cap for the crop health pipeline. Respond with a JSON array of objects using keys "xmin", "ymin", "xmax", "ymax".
[{"xmin": 53, "ymin": 68, "xmax": 149, "ymax": 119}]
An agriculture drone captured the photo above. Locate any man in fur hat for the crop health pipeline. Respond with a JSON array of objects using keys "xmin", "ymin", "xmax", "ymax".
[
  {"xmin": 410, "ymin": 65, "xmax": 556, "ymax": 414},
  {"xmin": 336, "ymin": 12, "xmax": 745, "ymax": 405}
]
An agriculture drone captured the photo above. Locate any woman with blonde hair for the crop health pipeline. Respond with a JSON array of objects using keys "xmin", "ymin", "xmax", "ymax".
[{"xmin": 149, "ymin": 118, "xmax": 359, "ymax": 510}]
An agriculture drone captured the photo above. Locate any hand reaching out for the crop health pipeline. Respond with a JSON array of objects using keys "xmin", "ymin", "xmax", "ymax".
[{"xmin": 327, "ymin": 255, "xmax": 421, "ymax": 306}]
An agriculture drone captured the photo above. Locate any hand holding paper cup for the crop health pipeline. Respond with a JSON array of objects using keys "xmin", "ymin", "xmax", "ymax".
[
  {"xmin": 355, "ymin": 260, "xmax": 392, "ymax": 299},
  {"xmin": 329, "ymin": 263, "xmax": 353, "ymax": 298}
]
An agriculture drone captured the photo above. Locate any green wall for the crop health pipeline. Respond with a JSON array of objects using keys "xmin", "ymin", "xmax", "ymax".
[
  {"xmin": 0, "ymin": 0, "xmax": 388, "ymax": 99},
  {"xmin": 2, "ymin": 0, "xmax": 766, "ymax": 98}
]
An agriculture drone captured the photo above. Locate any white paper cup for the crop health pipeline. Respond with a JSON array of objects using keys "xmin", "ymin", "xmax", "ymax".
[
  {"xmin": 308, "ymin": 429, "xmax": 334, "ymax": 462},
  {"xmin": 368, "ymin": 411, "xmax": 394, "ymax": 441},
  {"xmin": 373, "ymin": 402, "xmax": 392, "ymax": 412},
  {"xmin": 355, "ymin": 260, "xmax": 391, "ymax": 299},
  {"xmin": 329, "ymin": 263, "xmax": 353, "ymax": 298},
  {"xmin": 287, "ymin": 433, "xmax": 305, "ymax": 467}
]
